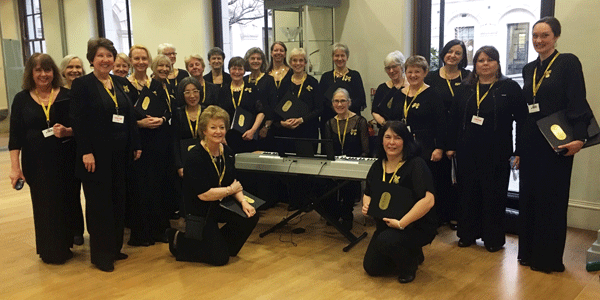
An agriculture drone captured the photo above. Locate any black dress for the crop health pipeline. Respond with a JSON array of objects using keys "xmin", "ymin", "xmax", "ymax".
[
  {"xmin": 204, "ymin": 70, "xmax": 232, "ymax": 88},
  {"xmin": 217, "ymin": 81, "xmax": 265, "ymax": 154},
  {"xmin": 363, "ymin": 157, "xmax": 437, "ymax": 277},
  {"xmin": 424, "ymin": 69, "xmax": 470, "ymax": 224},
  {"xmin": 165, "ymin": 68, "xmax": 189, "ymax": 101},
  {"xmin": 176, "ymin": 144, "xmax": 259, "ymax": 265},
  {"xmin": 70, "ymin": 74, "xmax": 141, "ymax": 267},
  {"xmin": 244, "ymin": 73, "xmax": 278, "ymax": 151},
  {"xmin": 129, "ymin": 78, "xmax": 173, "ymax": 244},
  {"xmin": 318, "ymin": 69, "xmax": 366, "ymax": 130},
  {"xmin": 9, "ymin": 88, "xmax": 74, "ymax": 263},
  {"xmin": 372, "ymin": 82, "xmax": 398, "ymax": 118},
  {"xmin": 322, "ymin": 114, "xmax": 370, "ymax": 223},
  {"xmin": 518, "ymin": 51, "xmax": 592, "ymax": 271},
  {"xmin": 448, "ymin": 76, "xmax": 527, "ymax": 248}
]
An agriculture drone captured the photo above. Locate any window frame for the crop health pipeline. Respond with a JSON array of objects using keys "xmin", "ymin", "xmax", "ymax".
[
  {"xmin": 18, "ymin": 0, "xmax": 46, "ymax": 62},
  {"xmin": 96, "ymin": 0, "xmax": 133, "ymax": 50}
]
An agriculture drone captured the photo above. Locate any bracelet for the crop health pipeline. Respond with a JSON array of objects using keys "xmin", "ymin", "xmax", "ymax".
[
  {"xmin": 226, "ymin": 186, "xmax": 231, "ymax": 196},
  {"xmin": 397, "ymin": 220, "xmax": 404, "ymax": 230}
]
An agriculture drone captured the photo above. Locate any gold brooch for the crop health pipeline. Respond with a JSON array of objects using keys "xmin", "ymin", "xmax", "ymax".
[
  {"xmin": 350, "ymin": 129, "xmax": 357, "ymax": 135},
  {"xmin": 153, "ymin": 91, "xmax": 157, "ymax": 95},
  {"xmin": 343, "ymin": 76, "xmax": 351, "ymax": 82},
  {"xmin": 545, "ymin": 70, "xmax": 552, "ymax": 78},
  {"xmin": 392, "ymin": 175, "xmax": 400, "ymax": 184},
  {"xmin": 306, "ymin": 85, "xmax": 313, "ymax": 91},
  {"xmin": 245, "ymin": 87, "xmax": 252, "ymax": 93},
  {"xmin": 412, "ymin": 103, "xmax": 420, "ymax": 109},
  {"xmin": 123, "ymin": 86, "xmax": 130, "ymax": 93}
]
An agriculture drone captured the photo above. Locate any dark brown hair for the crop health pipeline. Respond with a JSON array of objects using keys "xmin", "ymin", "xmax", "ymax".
[
  {"xmin": 465, "ymin": 46, "xmax": 502, "ymax": 86},
  {"xmin": 22, "ymin": 53, "xmax": 62, "ymax": 90},
  {"xmin": 267, "ymin": 41, "xmax": 289, "ymax": 72},
  {"xmin": 86, "ymin": 38, "xmax": 117, "ymax": 67},
  {"xmin": 534, "ymin": 16, "xmax": 561, "ymax": 37}
]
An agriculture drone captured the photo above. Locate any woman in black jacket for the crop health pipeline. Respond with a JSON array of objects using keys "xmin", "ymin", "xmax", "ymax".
[
  {"xmin": 70, "ymin": 38, "xmax": 141, "ymax": 272},
  {"xmin": 446, "ymin": 46, "xmax": 527, "ymax": 253}
]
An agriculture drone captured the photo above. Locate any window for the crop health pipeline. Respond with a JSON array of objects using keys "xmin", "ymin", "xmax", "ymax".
[
  {"xmin": 506, "ymin": 23, "xmax": 529, "ymax": 75},
  {"xmin": 97, "ymin": 0, "xmax": 133, "ymax": 54},
  {"xmin": 455, "ymin": 26, "xmax": 474, "ymax": 66},
  {"xmin": 18, "ymin": 0, "xmax": 46, "ymax": 61}
]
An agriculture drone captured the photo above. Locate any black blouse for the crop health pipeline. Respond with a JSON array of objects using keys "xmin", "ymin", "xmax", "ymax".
[
  {"xmin": 322, "ymin": 114, "xmax": 370, "ymax": 157},
  {"xmin": 217, "ymin": 81, "xmax": 264, "ymax": 121},
  {"xmin": 365, "ymin": 157, "xmax": 437, "ymax": 234},
  {"xmin": 204, "ymin": 70, "xmax": 232, "ymax": 88},
  {"xmin": 424, "ymin": 68, "xmax": 471, "ymax": 114},
  {"xmin": 244, "ymin": 73, "xmax": 278, "ymax": 121},
  {"xmin": 318, "ymin": 69, "xmax": 366, "ymax": 114}
]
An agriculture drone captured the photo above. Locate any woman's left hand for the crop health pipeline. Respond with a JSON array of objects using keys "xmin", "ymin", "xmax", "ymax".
[
  {"xmin": 382, "ymin": 217, "xmax": 403, "ymax": 229},
  {"xmin": 557, "ymin": 140, "xmax": 585, "ymax": 156},
  {"xmin": 133, "ymin": 150, "xmax": 142, "ymax": 160},
  {"xmin": 242, "ymin": 200, "xmax": 256, "ymax": 217},
  {"xmin": 52, "ymin": 123, "xmax": 71, "ymax": 138},
  {"xmin": 242, "ymin": 128, "xmax": 256, "ymax": 141},
  {"xmin": 431, "ymin": 149, "xmax": 443, "ymax": 162}
]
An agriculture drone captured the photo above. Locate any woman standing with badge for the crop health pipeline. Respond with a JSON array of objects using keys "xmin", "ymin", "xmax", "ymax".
[
  {"xmin": 446, "ymin": 46, "xmax": 527, "ymax": 253},
  {"xmin": 166, "ymin": 105, "xmax": 258, "ymax": 265},
  {"xmin": 217, "ymin": 57, "xmax": 265, "ymax": 154},
  {"xmin": 70, "ymin": 38, "xmax": 141, "ymax": 271},
  {"xmin": 9, "ymin": 53, "xmax": 75, "ymax": 264},
  {"xmin": 518, "ymin": 17, "xmax": 592, "ymax": 273},
  {"xmin": 362, "ymin": 121, "xmax": 436, "ymax": 284}
]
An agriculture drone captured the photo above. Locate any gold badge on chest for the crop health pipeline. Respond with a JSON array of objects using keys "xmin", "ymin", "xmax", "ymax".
[
  {"xmin": 379, "ymin": 192, "xmax": 391, "ymax": 210},
  {"xmin": 282, "ymin": 100, "xmax": 292, "ymax": 112},
  {"xmin": 238, "ymin": 115, "xmax": 245, "ymax": 127},
  {"xmin": 142, "ymin": 96, "xmax": 150, "ymax": 110}
]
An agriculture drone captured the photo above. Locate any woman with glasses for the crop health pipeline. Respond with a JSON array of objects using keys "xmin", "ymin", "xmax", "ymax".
[
  {"xmin": 372, "ymin": 51, "xmax": 408, "ymax": 127},
  {"xmin": 184, "ymin": 54, "xmax": 219, "ymax": 108},
  {"xmin": 158, "ymin": 43, "xmax": 189, "ymax": 100}
]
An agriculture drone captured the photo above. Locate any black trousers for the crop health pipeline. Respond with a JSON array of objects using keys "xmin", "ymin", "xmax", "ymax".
[
  {"xmin": 456, "ymin": 154, "xmax": 510, "ymax": 248},
  {"xmin": 176, "ymin": 206, "xmax": 259, "ymax": 266},
  {"xmin": 430, "ymin": 155, "xmax": 458, "ymax": 223},
  {"xmin": 81, "ymin": 149, "xmax": 127, "ymax": 266},
  {"xmin": 363, "ymin": 220, "xmax": 434, "ymax": 276},
  {"xmin": 518, "ymin": 139, "xmax": 573, "ymax": 270}
]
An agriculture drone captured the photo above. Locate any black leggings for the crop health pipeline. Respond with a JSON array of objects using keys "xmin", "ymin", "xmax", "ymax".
[{"xmin": 176, "ymin": 206, "xmax": 259, "ymax": 266}]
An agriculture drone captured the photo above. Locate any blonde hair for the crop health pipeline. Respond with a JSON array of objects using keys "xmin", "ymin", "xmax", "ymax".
[
  {"xmin": 184, "ymin": 54, "xmax": 205, "ymax": 68},
  {"xmin": 129, "ymin": 44, "xmax": 152, "ymax": 65},
  {"xmin": 198, "ymin": 105, "xmax": 230, "ymax": 138},
  {"xmin": 151, "ymin": 54, "xmax": 172, "ymax": 78}
]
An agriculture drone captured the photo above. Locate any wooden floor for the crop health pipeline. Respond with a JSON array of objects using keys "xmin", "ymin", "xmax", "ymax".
[{"xmin": 1, "ymin": 150, "xmax": 599, "ymax": 300}]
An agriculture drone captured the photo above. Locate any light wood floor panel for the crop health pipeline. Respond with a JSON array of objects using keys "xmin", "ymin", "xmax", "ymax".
[{"xmin": 1, "ymin": 150, "xmax": 599, "ymax": 299}]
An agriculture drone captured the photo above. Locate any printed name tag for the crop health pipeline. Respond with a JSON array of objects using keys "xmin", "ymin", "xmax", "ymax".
[
  {"xmin": 112, "ymin": 114, "xmax": 124, "ymax": 124},
  {"xmin": 471, "ymin": 115, "xmax": 484, "ymax": 125},
  {"xmin": 528, "ymin": 103, "xmax": 540, "ymax": 113},
  {"xmin": 42, "ymin": 127, "xmax": 54, "ymax": 138}
]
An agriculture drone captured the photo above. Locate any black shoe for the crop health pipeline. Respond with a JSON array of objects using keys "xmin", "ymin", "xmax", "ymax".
[
  {"xmin": 530, "ymin": 265, "xmax": 552, "ymax": 274},
  {"xmin": 166, "ymin": 228, "xmax": 178, "ymax": 257},
  {"xmin": 94, "ymin": 261, "xmax": 114, "ymax": 272},
  {"xmin": 127, "ymin": 239, "xmax": 151, "ymax": 247},
  {"xmin": 417, "ymin": 249, "xmax": 425, "ymax": 265},
  {"xmin": 398, "ymin": 271, "xmax": 416, "ymax": 284},
  {"xmin": 518, "ymin": 259, "xmax": 530, "ymax": 266},
  {"xmin": 530, "ymin": 263, "xmax": 565, "ymax": 273},
  {"xmin": 115, "ymin": 253, "xmax": 128, "ymax": 260},
  {"xmin": 449, "ymin": 222, "xmax": 458, "ymax": 230},
  {"xmin": 73, "ymin": 235, "xmax": 84, "ymax": 246},
  {"xmin": 41, "ymin": 250, "xmax": 73, "ymax": 265},
  {"xmin": 485, "ymin": 245, "xmax": 503, "ymax": 253},
  {"xmin": 458, "ymin": 239, "xmax": 474, "ymax": 248}
]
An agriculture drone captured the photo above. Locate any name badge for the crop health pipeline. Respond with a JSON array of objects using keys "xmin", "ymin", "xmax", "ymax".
[
  {"xmin": 471, "ymin": 115, "xmax": 484, "ymax": 126},
  {"xmin": 528, "ymin": 103, "xmax": 540, "ymax": 113},
  {"xmin": 406, "ymin": 126, "xmax": 411, "ymax": 132},
  {"xmin": 112, "ymin": 114, "xmax": 124, "ymax": 124},
  {"xmin": 42, "ymin": 127, "xmax": 54, "ymax": 138}
]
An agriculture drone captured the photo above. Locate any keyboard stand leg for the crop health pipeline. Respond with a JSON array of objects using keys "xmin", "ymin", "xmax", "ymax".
[{"xmin": 259, "ymin": 180, "xmax": 368, "ymax": 252}]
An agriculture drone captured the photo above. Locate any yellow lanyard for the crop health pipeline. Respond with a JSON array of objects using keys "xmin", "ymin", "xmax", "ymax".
[
  {"xmin": 134, "ymin": 77, "xmax": 150, "ymax": 90},
  {"xmin": 444, "ymin": 70, "xmax": 463, "ymax": 97},
  {"xmin": 249, "ymin": 72, "xmax": 265, "ymax": 84},
  {"xmin": 162, "ymin": 84, "xmax": 172, "ymax": 112},
  {"xmin": 274, "ymin": 80, "xmax": 281, "ymax": 89},
  {"xmin": 293, "ymin": 74, "xmax": 307, "ymax": 98},
  {"xmin": 382, "ymin": 159, "xmax": 405, "ymax": 183},
  {"xmin": 35, "ymin": 88, "xmax": 55, "ymax": 127},
  {"xmin": 166, "ymin": 77, "xmax": 178, "ymax": 88},
  {"xmin": 403, "ymin": 84, "xmax": 425, "ymax": 121},
  {"xmin": 334, "ymin": 69, "xmax": 349, "ymax": 82},
  {"xmin": 202, "ymin": 141, "xmax": 226, "ymax": 187},
  {"xmin": 231, "ymin": 82, "xmax": 245, "ymax": 109},
  {"xmin": 532, "ymin": 52, "xmax": 560, "ymax": 102},
  {"xmin": 335, "ymin": 115, "xmax": 350, "ymax": 150},
  {"xmin": 200, "ymin": 83, "xmax": 206, "ymax": 103},
  {"xmin": 476, "ymin": 81, "xmax": 495, "ymax": 115},
  {"xmin": 102, "ymin": 76, "xmax": 119, "ymax": 113},
  {"xmin": 185, "ymin": 106, "xmax": 201, "ymax": 138}
]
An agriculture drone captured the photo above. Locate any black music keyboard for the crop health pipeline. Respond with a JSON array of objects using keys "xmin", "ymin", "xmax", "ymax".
[{"xmin": 235, "ymin": 152, "xmax": 376, "ymax": 180}]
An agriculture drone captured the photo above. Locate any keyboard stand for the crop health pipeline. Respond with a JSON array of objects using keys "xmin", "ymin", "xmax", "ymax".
[{"xmin": 259, "ymin": 180, "xmax": 368, "ymax": 252}]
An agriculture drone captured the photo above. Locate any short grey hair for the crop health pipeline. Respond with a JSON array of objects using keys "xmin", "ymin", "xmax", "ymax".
[
  {"xmin": 332, "ymin": 43, "xmax": 349, "ymax": 57},
  {"xmin": 332, "ymin": 87, "xmax": 351, "ymax": 104},
  {"xmin": 157, "ymin": 43, "xmax": 175, "ymax": 55},
  {"xmin": 384, "ymin": 50, "xmax": 405, "ymax": 68},
  {"xmin": 59, "ymin": 54, "xmax": 86, "ymax": 78}
]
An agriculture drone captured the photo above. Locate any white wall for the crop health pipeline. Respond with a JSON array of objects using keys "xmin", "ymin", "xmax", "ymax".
[
  {"xmin": 0, "ymin": 0, "xmax": 21, "ymax": 110},
  {"xmin": 555, "ymin": 0, "xmax": 600, "ymax": 230}
]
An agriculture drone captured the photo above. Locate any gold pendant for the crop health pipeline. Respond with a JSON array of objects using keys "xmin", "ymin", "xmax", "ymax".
[{"xmin": 379, "ymin": 192, "xmax": 391, "ymax": 210}]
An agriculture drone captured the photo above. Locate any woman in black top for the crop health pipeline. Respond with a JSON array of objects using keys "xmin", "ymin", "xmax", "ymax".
[
  {"xmin": 362, "ymin": 121, "xmax": 436, "ymax": 284},
  {"xmin": 217, "ymin": 57, "xmax": 265, "ymax": 154},
  {"xmin": 322, "ymin": 88, "xmax": 369, "ymax": 229},
  {"xmin": 319, "ymin": 43, "xmax": 366, "ymax": 130},
  {"xmin": 447, "ymin": 46, "xmax": 527, "ymax": 253},
  {"xmin": 166, "ymin": 105, "xmax": 258, "ymax": 266},
  {"xmin": 158, "ymin": 43, "xmax": 189, "ymax": 99},
  {"xmin": 424, "ymin": 40, "xmax": 471, "ymax": 230},
  {"xmin": 244, "ymin": 47, "xmax": 278, "ymax": 151},
  {"xmin": 518, "ymin": 17, "xmax": 592, "ymax": 273},
  {"xmin": 184, "ymin": 54, "xmax": 219, "ymax": 107},
  {"xmin": 267, "ymin": 42, "xmax": 292, "ymax": 97},
  {"xmin": 112, "ymin": 53, "xmax": 131, "ymax": 78},
  {"xmin": 372, "ymin": 51, "xmax": 408, "ymax": 127},
  {"xmin": 9, "ymin": 53, "xmax": 75, "ymax": 265},
  {"xmin": 127, "ymin": 46, "xmax": 173, "ymax": 247},
  {"xmin": 204, "ymin": 47, "xmax": 231, "ymax": 88},
  {"xmin": 70, "ymin": 38, "xmax": 142, "ymax": 272}
]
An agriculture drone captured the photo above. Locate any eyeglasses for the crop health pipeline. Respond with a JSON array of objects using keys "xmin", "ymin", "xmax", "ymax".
[
  {"xmin": 184, "ymin": 90, "xmax": 200, "ymax": 96},
  {"xmin": 164, "ymin": 52, "xmax": 177, "ymax": 56},
  {"xmin": 384, "ymin": 64, "xmax": 401, "ymax": 71},
  {"xmin": 332, "ymin": 99, "xmax": 349, "ymax": 104}
]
